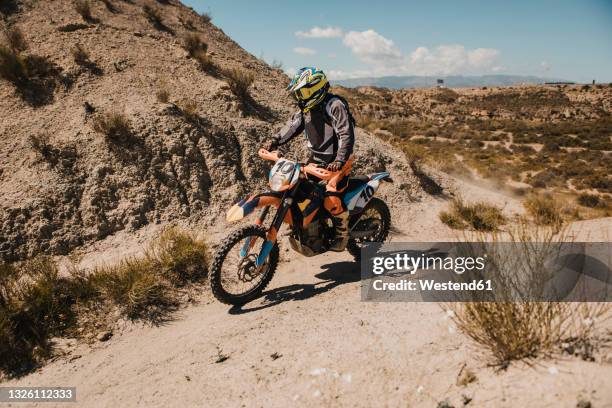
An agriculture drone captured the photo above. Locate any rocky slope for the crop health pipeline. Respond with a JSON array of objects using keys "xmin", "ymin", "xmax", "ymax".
[{"xmin": 0, "ymin": 0, "xmax": 420, "ymax": 261}]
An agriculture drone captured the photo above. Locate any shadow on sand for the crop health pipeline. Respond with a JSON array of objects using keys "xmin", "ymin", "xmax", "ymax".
[{"xmin": 228, "ymin": 261, "xmax": 361, "ymax": 314}]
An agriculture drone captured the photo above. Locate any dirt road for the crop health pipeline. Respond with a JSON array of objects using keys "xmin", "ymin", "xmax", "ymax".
[{"xmin": 7, "ymin": 171, "xmax": 612, "ymax": 408}]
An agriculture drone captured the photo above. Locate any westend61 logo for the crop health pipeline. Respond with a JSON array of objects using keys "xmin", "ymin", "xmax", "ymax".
[{"xmin": 361, "ymin": 242, "xmax": 612, "ymax": 302}]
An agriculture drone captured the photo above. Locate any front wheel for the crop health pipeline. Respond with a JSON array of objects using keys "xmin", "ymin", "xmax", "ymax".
[
  {"xmin": 347, "ymin": 197, "xmax": 391, "ymax": 261},
  {"xmin": 210, "ymin": 225, "xmax": 279, "ymax": 305}
]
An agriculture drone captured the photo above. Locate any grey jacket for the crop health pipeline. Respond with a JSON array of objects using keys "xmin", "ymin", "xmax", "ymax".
[{"xmin": 274, "ymin": 94, "xmax": 355, "ymax": 165}]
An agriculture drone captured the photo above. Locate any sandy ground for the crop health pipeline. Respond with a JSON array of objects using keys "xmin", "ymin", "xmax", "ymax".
[{"xmin": 6, "ymin": 173, "xmax": 612, "ymax": 408}]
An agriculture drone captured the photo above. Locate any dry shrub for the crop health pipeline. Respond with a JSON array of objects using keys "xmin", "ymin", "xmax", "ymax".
[
  {"xmin": 90, "ymin": 257, "xmax": 175, "ymax": 320},
  {"xmin": 439, "ymin": 210, "xmax": 464, "ymax": 229},
  {"xmin": 447, "ymin": 223, "xmax": 610, "ymax": 365},
  {"xmin": 72, "ymin": 43, "xmax": 90, "ymax": 66},
  {"xmin": 0, "ymin": 45, "xmax": 28, "ymax": 84},
  {"xmin": 440, "ymin": 197, "xmax": 506, "ymax": 231},
  {"xmin": 92, "ymin": 111, "xmax": 132, "ymax": 143},
  {"xmin": 28, "ymin": 132, "xmax": 52, "ymax": 158},
  {"xmin": 224, "ymin": 67, "xmax": 254, "ymax": 100},
  {"xmin": 0, "ymin": 228, "xmax": 208, "ymax": 377},
  {"xmin": 401, "ymin": 142, "xmax": 426, "ymax": 168},
  {"xmin": 178, "ymin": 99, "xmax": 198, "ymax": 121},
  {"xmin": 182, "ymin": 33, "xmax": 213, "ymax": 70},
  {"xmin": 523, "ymin": 194, "xmax": 562, "ymax": 227},
  {"xmin": 577, "ymin": 193, "xmax": 601, "ymax": 208},
  {"xmin": 183, "ymin": 33, "xmax": 207, "ymax": 57},
  {"xmin": 156, "ymin": 81, "xmax": 170, "ymax": 103},
  {"xmin": 100, "ymin": 0, "xmax": 118, "ymax": 12},
  {"xmin": 148, "ymin": 227, "xmax": 208, "ymax": 285},
  {"xmin": 74, "ymin": 0, "xmax": 94, "ymax": 22},
  {"xmin": 0, "ymin": 258, "xmax": 76, "ymax": 375},
  {"xmin": 194, "ymin": 50, "xmax": 213, "ymax": 71},
  {"xmin": 142, "ymin": 4, "xmax": 162, "ymax": 27},
  {"xmin": 3, "ymin": 26, "xmax": 27, "ymax": 52},
  {"xmin": 200, "ymin": 11, "xmax": 211, "ymax": 23}
]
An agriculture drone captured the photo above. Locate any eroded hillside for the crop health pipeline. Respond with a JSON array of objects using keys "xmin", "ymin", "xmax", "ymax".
[{"xmin": 0, "ymin": 0, "xmax": 298, "ymax": 261}]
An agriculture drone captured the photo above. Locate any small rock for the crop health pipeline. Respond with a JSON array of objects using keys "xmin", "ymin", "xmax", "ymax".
[
  {"xmin": 270, "ymin": 352, "xmax": 282, "ymax": 360},
  {"xmin": 462, "ymin": 395, "xmax": 472, "ymax": 406},
  {"xmin": 185, "ymin": 375, "xmax": 191, "ymax": 382},
  {"xmin": 576, "ymin": 399, "xmax": 591, "ymax": 408},
  {"xmin": 97, "ymin": 331, "xmax": 113, "ymax": 342}
]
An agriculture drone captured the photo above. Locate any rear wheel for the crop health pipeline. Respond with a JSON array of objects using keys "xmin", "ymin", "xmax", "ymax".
[
  {"xmin": 210, "ymin": 225, "xmax": 279, "ymax": 305},
  {"xmin": 347, "ymin": 197, "xmax": 391, "ymax": 261}
]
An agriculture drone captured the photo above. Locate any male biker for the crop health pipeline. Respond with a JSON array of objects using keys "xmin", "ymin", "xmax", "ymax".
[{"xmin": 265, "ymin": 67, "xmax": 355, "ymax": 252}]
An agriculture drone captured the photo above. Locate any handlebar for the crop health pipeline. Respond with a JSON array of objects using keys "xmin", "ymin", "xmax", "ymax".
[{"xmin": 258, "ymin": 148, "xmax": 336, "ymax": 181}]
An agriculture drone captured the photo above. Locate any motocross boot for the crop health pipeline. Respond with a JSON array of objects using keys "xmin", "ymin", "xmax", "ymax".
[{"xmin": 329, "ymin": 211, "xmax": 349, "ymax": 252}]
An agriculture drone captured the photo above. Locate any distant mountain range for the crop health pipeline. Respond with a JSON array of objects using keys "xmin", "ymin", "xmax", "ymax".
[{"xmin": 333, "ymin": 75, "xmax": 573, "ymax": 89}]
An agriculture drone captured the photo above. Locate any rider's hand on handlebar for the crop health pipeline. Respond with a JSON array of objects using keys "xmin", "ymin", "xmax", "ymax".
[
  {"xmin": 264, "ymin": 139, "xmax": 279, "ymax": 152},
  {"xmin": 326, "ymin": 160, "xmax": 344, "ymax": 172}
]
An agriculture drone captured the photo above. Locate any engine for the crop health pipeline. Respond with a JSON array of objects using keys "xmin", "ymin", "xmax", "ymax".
[{"xmin": 288, "ymin": 220, "xmax": 330, "ymax": 257}]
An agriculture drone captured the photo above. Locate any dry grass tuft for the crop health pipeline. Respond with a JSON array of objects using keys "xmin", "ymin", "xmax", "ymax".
[
  {"xmin": 0, "ymin": 228, "xmax": 208, "ymax": 377},
  {"xmin": 183, "ymin": 33, "xmax": 208, "ymax": 57},
  {"xmin": 0, "ymin": 45, "xmax": 28, "ymax": 84},
  {"xmin": 177, "ymin": 99, "xmax": 198, "ymax": 122},
  {"xmin": 439, "ymin": 197, "xmax": 506, "ymax": 231},
  {"xmin": 74, "ymin": 0, "xmax": 94, "ymax": 22},
  {"xmin": 3, "ymin": 26, "xmax": 27, "ymax": 52},
  {"xmin": 447, "ymin": 223, "xmax": 610, "ymax": 365},
  {"xmin": 200, "ymin": 11, "xmax": 212, "ymax": 23},
  {"xmin": 156, "ymin": 81, "xmax": 170, "ymax": 103},
  {"xmin": 577, "ymin": 193, "xmax": 602, "ymax": 208},
  {"xmin": 523, "ymin": 194, "xmax": 562, "ymax": 227},
  {"xmin": 1, "ymin": 257, "xmax": 76, "ymax": 375},
  {"xmin": 100, "ymin": 0, "xmax": 118, "ymax": 12},
  {"xmin": 224, "ymin": 67, "xmax": 254, "ymax": 100},
  {"xmin": 148, "ymin": 227, "xmax": 209, "ymax": 285},
  {"xmin": 72, "ymin": 43, "xmax": 90, "ymax": 66},
  {"xmin": 92, "ymin": 111, "xmax": 132, "ymax": 143},
  {"xmin": 142, "ymin": 5, "xmax": 163, "ymax": 28},
  {"xmin": 28, "ymin": 132, "xmax": 52, "ymax": 158},
  {"xmin": 182, "ymin": 34, "xmax": 213, "ymax": 70},
  {"xmin": 90, "ymin": 257, "xmax": 175, "ymax": 320}
]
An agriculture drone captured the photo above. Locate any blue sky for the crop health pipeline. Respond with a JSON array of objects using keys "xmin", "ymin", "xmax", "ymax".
[{"xmin": 184, "ymin": 0, "xmax": 612, "ymax": 83}]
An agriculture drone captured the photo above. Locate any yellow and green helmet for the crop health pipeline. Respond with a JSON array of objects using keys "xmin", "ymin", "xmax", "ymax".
[{"xmin": 287, "ymin": 67, "xmax": 330, "ymax": 112}]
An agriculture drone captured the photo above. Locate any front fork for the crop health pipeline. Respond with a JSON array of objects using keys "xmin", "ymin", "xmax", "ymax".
[{"xmin": 240, "ymin": 188, "xmax": 296, "ymax": 266}]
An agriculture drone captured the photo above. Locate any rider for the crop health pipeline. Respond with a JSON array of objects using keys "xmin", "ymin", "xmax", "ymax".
[{"xmin": 265, "ymin": 67, "xmax": 355, "ymax": 252}]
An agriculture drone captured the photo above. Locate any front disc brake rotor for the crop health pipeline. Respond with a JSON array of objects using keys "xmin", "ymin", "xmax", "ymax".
[{"xmin": 237, "ymin": 254, "xmax": 265, "ymax": 282}]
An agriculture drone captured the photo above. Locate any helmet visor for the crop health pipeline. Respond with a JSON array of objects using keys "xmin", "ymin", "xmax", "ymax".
[{"xmin": 294, "ymin": 86, "xmax": 315, "ymax": 101}]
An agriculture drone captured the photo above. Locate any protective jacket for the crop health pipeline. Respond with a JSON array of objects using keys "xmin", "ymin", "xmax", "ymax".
[{"xmin": 274, "ymin": 94, "xmax": 355, "ymax": 165}]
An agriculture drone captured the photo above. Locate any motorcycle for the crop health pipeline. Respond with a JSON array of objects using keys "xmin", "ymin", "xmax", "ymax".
[{"xmin": 209, "ymin": 148, "xmax": 393, "ymax": 305}]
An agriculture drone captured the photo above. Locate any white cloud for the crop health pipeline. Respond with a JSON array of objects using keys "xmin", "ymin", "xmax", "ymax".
[
  {"xmin": 293, "ymin": 47, "xmax": 316, "ymax": 56},
  {"xmin": 330, "ymin": 32, "xmax": 502, "ymax": 79},
  {"xmin": 295, "ymin": 26, "xmax": 343, "ymax": 39},
  {"xmin": 342, "ymin": 30, "xmax": 402, "ymax": 64},
  {"xmin": 407, "ymin": 45, "xmax": 500, "ymax": 75}
]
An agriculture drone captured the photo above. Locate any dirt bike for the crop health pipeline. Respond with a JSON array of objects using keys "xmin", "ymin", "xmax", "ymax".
[{"xmin": 209, "ymin": 148, "xmax": 393, "ymax": 305}]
